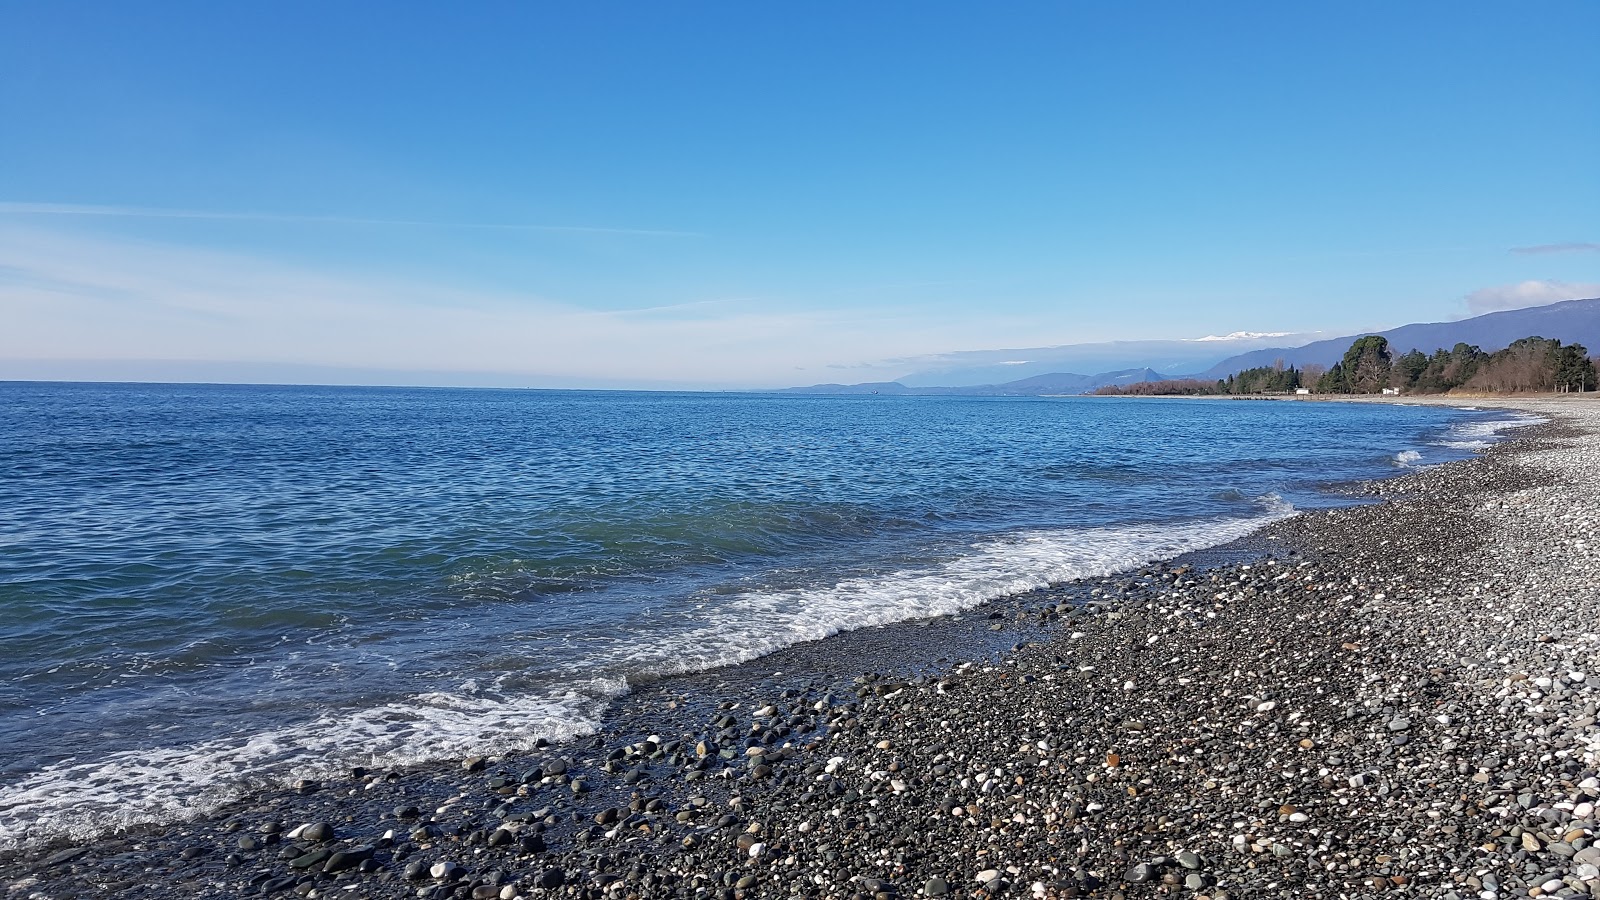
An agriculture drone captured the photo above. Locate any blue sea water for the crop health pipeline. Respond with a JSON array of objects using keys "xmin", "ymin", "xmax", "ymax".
[{"xmin": 0, "ymin": 382, "xmax": 1531, "ymax": 845}]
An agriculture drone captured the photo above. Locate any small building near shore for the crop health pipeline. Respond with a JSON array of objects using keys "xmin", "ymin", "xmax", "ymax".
[
  {"xmin": 1381, "ymin": 387, "xmax": 1401, "ymax": 395},
  {"xmin": 1295, "ymin": 388, "xmax": 1311, "ymax": 395}
]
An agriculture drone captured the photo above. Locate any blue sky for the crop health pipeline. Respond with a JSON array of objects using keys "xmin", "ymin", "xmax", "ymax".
[{"xmin": 2, "ymin": 1, "xmax": 1597, "ymax": 387}]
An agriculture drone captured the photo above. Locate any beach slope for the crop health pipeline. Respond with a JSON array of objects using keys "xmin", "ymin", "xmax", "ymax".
[{"xmin": 5, "ymin": 398, "xmax": 1598, "ymax": 899}]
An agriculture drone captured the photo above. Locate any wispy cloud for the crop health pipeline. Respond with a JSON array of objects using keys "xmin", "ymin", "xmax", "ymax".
[
  {"xmin": 0, "ymin": 225, "xmax": 987, "ymax": 388},
  {"xmin": 1510, "ymin": 242, "xmax": 1600, "ymax": 255},
  {"xmin": 1464, "ymin": 279, "xmax": 1600, "ymax": 316},
  {"xmin": 0, "ymin": 202, "xmax": 700, "ymax": 237}
]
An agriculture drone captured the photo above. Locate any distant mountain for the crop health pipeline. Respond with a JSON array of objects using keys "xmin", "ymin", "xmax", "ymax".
[
  {"xmin": 981, "ymin": 368, "xmax": 1165, "ymax": 395},
  {"xmin": 1196, "ymin": 298, "xmax": 1600, "ymax": 378},
  {"xmin": 778, "ymin": 381, "xmax": 913, "ymax": 395},
  {"xmin": 781, "ymin": 368, "xmax": 1165, "ymax": 396},
  {"xmin": 894, "ymin": 334, "xmax": 1321, "ymax": 387}
]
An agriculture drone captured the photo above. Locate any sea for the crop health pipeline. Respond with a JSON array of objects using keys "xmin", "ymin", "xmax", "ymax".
[{"xmin": 0, "ymin": 382, "xmax": 1537, "ymax": 848}]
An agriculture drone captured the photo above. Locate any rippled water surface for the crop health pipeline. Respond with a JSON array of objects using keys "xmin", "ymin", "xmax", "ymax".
[{"xmin": 0, "ymin": 383, "xmax": 1525, "ymax": 844}]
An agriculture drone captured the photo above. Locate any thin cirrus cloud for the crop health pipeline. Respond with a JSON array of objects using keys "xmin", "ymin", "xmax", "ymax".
[
  {"xmin": 0, "ymin": 201, "xmax": 702, "ymax": 238},
  {"xmin": 0, "ymin": 225, "xmax": 978, "ymax": 387},
  {"xmin": 1509, "ymin": 242, "xmax": 1600, "ymax": 255},
  {"xmin": 1463, "ymin": 279, "xmax": 1600, "ymax": 316}
]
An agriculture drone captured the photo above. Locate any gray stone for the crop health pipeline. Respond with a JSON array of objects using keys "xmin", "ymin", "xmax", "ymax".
[
  {"xmin": 43, "ymin": 847, "xmax": 87, "ymax": 867},
  {"xmin": 323, "ymin": 846, "xmax": 373, "ymax": 873},
  {"xmin": 289, "ymin": 848, "xmax": 330, "ymax": 870}
]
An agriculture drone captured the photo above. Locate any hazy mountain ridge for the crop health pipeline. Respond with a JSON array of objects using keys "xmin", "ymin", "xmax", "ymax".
[
  {"xmin": 781, "ymin": 368, "xmax": 1165, "ymax": 396},
  {"xmin": 786, "ymin": 299, "xmax": 1600, "ymax": 396},
  {"xmin": 896, "ymin": 335, "xmax": 1321, "ymax": 387},
  {"xmin": 1196, "ymin": 297, "xmax": 1600, "ymax": 378}
]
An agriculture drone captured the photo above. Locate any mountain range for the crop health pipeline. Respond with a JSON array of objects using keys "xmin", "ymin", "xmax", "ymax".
[
  {"xmin": 781, "ymin": 368, "xmax": 1165, "ymax": 396},
  {"xmin": 784, "ymin": 297, "xmax": 1600, "ymax": 396},
  {"xmin": 1191, "ymin": 297, "xmax": 1600, "ymax": 378}
]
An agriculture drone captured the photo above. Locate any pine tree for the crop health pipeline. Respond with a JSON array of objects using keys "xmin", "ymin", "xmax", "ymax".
[
  {"xmin": 1339, "ymin": 336, "xmax": 1392, "ymax": 393},
  {"xmin": 1393, "ymin": 349, "xmax": 1427, "ymax": 390}
]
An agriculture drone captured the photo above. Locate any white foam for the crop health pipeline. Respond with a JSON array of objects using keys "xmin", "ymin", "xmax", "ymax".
[
  {"xmin": 0, "ymin": 678, "xmax": 620, "ymax": 850},
  {"xmin": 1434, "ymin": 413, "xmax": 1545, "ymax": 451},
  {"xmin": 615, "ymin": 501, "xmax": 1297, "ymax": 678},
  {"xmin": 0, "ymin": 502, "xmax": 1296, "ymax": 851},
  {"xmin": 1394, "ymin": 450, "xmax": 1423, "ymax": 467}
]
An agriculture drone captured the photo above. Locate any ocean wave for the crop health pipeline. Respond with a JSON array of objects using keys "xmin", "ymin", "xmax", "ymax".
[
  {"xmin": 615, "ymin": 501, "xmax": 1298, "ymax": 679},
  {"xmin": 1432, "ymin": 412, "xmax": 1546, "ymax": 451},
  {"xmin": 0, "ymin": 503, "xmax": 1296, "ymax": 851},
  {"xmin": 0, "ymin": 678, "xmax": 620, "ymax": 851},
  {"xmin": 1393, "ymin": 450, "xmax": 1423, "ymax": 467}
]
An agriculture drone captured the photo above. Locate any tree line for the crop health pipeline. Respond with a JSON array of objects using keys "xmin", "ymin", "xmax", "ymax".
[{"xmin": 1095, "ymin": 334, "xmax": 1597, "ymax": 396}]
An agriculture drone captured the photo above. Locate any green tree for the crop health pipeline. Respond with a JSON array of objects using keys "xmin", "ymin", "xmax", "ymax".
[
  {"xmin": 1552, "ymin": 343, "xmax": 1596, "ymax": 392},
  {"xmin": 1339, "ymin": 336, "xmax": 1393, "ymax": 393},
  {"xmin": 1316, "ymin": 362, "xmax": 1347, "ymax": 394},
  {"xmin": 1407, "ymin": 342, "xmax": 1485, "ymax": 393},
  {"xmin": 1393, "ymin": 349, "xmax": 1427, "ymax": 390},
  {"xmin": 1219, "ymin": 364, "xmax": 1303, "ymax": 394}
]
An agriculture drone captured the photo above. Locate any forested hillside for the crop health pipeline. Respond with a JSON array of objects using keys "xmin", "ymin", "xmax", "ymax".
[{"xmin": 1096, "ymin": 335, "xmax": 1597, "ymax": 396}]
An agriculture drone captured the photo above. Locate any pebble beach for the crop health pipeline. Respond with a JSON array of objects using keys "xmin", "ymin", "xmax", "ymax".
[{"xmin": 4, "ymin": 396, "xmax": 1598, "ymax": 900}]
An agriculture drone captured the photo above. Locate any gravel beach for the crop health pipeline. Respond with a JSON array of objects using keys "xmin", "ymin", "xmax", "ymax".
[{"xmin": 5, "ymin": 396, "xmax": 1597, "ymax": 900}]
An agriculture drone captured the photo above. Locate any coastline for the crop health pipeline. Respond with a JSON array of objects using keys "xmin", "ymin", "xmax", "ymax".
[{"xmin": 4, "ymin": 397, "xmax": 1597, "ymax": 899}]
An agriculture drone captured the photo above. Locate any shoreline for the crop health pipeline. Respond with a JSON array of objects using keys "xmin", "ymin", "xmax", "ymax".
[
  {"xmin": 1085, "ymin": 391, "xmax": 1600, "ymax": 406},
  {"xmin": 4, "ymin": 398, "xmax": 1596, "ymax": 899}
]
